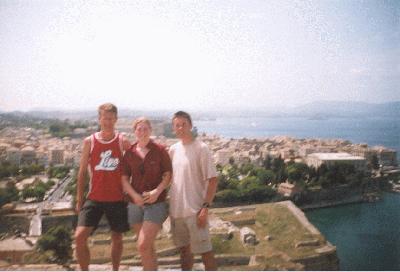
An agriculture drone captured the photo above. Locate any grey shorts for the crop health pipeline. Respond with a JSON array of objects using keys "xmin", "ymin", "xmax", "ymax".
[
  {"xmin": 127, "ymin": 201, "xmax": 168, "ymax": 226},
  {"xmin": 170, "ymin": 215, "xmax": 212, "ymax": 254}
]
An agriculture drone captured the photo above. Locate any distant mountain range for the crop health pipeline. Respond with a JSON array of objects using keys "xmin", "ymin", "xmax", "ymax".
[{"xmin": 0, "ymin": 101, "xmax": 399, "ymax": 120}]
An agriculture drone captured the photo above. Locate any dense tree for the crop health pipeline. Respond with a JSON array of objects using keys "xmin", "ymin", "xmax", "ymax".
[
  {"xmin": 215, "ymin": 189, "xmax": 241, "ymax": 203},
  {"xmin": 0, "ymin": 182, "xmax": 19, "ymax": 207},
  {"xmin": 271, "ymin": 156, "xmax": 285, "ymax": 172},
  {"xmin": 369, "ymin": 154, "xmax": 380, "ymax": 170},
  {"xmin": 254, "ymin": 167, "xmax": 275, "ymax": 184},
  {"xmin": 287, "ymin": 163, "xmax": 310, "ymax": 183},
  {"xmin": 275, "ymin": 168, "xmax": 287, "ymax": 183},
  {"xmin": 21, "ymin": 179, "xmax": 54, "ymax": 201},
  {"xmin": 48, "ymin": 166, "xmax": 70, "ymax": 179},
  {"xmin": 37, "ymin": 226, "xmax": 72, "ymax": 264},
  {"xmin": 222, "ymin": 164, "xmax": 240, "ymax": 181},
  {"xmin": 241, "ymin": 181, "xmax": 275, "ymax": 202},
  {"xmin": 20, "ymin": 164, "xmax": 45, "ymax": 176},
  {"xmin": 0, "ymin": 162, "xmax": 44, "ymax": 179},
  {"xmin": 317, "ymin": 163, "xmax": 328, "ymax": 177},
  {"xmin": 0, "ymin": 162, "xmax": 19, "ymax": 178},
  {"xmin": 262, "ymin": 155, "xmax": 272, "ymax": 170},
  {"xmin": 239, "ymin": 163, "xmax": 254, "ymax": 175},
  {"xmin": 217, "ymin": 173, "xmax": 229, "ymax": 191},
  {"xmin": 215, "ymin": 156, "xmax": 367, "ymax": 205}
]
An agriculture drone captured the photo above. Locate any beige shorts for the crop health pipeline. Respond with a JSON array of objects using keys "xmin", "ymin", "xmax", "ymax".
[{"xmin": 170, "ymin": 215, "xmax": 212, "ymax": 254}]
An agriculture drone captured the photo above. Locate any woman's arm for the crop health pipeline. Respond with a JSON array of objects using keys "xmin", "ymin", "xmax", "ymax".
[
  {"xmin": 143, "ymin": 171, "xmax": 171, "ymax": 204},
  {"xmin": 122, "ymin": 175, "xmax": 144, "ymax": 206}
]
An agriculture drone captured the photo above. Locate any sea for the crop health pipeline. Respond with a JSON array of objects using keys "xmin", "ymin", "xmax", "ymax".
[
  {"xmin": 307, "ymin": 192, "xmax": 400, "ymax": 270},
  {"xmin": 195, "ymin": 115, "xmax": 400, "ymax": 270},
  {"xmin": 194, "ymin": 116, "xmax": 399, "ymax": 157}
]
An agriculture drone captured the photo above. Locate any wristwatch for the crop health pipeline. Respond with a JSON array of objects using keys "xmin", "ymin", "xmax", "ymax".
[{"xmin": 202, "ymin": 202, "xmax": 210, "ymax": 208}]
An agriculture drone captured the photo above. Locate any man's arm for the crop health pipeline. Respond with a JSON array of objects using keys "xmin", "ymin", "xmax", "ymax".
[
  {"xmin": 197, "ymin": 176, "xmax": 218, "ymax": 228},
  {"xmin": 75, "ymin": 137, "xmax": 91, "ymax": 213},
  {"xmin": 204, "ymin": 176, "xmax": 218, "ymax": 205}
]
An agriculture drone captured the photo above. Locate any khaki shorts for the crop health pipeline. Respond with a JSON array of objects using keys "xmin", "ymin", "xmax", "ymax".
[{"xmin": 170, "ymin": 215, "xmax": 212, "ymax": 254}]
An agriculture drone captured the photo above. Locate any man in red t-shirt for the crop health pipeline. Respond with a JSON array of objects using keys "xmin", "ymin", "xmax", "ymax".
[{"xmin": 74, "ymin": 103, "xmax": 130, "ymax": 271}]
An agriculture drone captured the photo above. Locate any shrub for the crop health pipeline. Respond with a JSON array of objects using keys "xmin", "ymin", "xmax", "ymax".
[{"xmin": 37, "ymin": 226, "xmax": 72, "ymax": 264}]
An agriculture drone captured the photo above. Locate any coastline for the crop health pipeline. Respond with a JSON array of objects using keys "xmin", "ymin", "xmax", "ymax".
[{"xmin": 299, "ymin": 195, "xmax": 365, "ymax": 211}]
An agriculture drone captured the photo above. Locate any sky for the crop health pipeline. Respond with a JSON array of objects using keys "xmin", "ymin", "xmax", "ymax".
[{"xmin": 0, "ymin": 0, "xmax": 399, "ymax": 112}]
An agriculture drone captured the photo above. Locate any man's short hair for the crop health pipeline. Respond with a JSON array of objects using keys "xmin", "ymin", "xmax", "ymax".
[
  {"xmin": 98, "ymin": 103, "xmax": 118, "ymax": 117},
  {"xmin": 172, "ymin": 111, "xmax": 192, "ymax": 126},
  {"xmin": 133, "ymin": 117, "xmax": 152, "ymax": 130}
]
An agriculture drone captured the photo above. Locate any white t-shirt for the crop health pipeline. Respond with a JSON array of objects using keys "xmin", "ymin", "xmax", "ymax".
[{"xmin": 169, "ymin": 139, "xmax": 217, "ymax": 218}]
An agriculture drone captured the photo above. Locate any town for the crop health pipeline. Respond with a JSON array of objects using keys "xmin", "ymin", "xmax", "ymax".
[{"xmin": 0, "ymin": 114, "xmax": 399, "ymax": 270}]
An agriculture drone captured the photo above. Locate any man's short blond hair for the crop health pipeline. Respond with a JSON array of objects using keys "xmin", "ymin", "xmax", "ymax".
[
  {"xmin": 133, "ymin": 117, "xmax": 152, "ymax": 130},
  {"xmin": 98, "ymin": 103, "xmax": 118, "ymax": 117}
]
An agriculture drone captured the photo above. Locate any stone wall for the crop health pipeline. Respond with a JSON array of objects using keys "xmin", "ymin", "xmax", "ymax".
[
  {"xmin": 290, "ymin": 245, "xmax": 340, "ymax": 270},
  {"xmin": 1, "ymin": 215, "xmax": 30, "ymax": 234},
  {"xmin": 41, "ymin": 214, "xmax": 77, "ymax": 233}
]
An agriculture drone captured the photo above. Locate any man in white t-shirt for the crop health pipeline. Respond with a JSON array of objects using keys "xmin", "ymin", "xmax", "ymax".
[{"xmin": 169, "ymin": 111, "xmax": 218, "ymax": 271}]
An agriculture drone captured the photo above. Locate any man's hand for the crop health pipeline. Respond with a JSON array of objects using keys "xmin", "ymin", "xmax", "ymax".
[
  {"xmin": 197, "ymin": 208, "xmax": 208, "ymax": 228},
  {"xmin": 143, "ymin": 188, "xmax": 161, "ymax": 204}
]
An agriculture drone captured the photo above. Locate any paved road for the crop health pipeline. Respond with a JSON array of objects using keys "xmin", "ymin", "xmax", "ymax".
[
  {"xmin": 46, "ymin": 175, "xmax": 73, "ymax": 202},
  {"xmin": 29, "ymin": 172, "xmax": 74, "ymax": 236}
]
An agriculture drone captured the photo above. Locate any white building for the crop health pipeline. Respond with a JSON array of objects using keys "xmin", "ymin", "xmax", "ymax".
[{"xmin": 306, "ymin": 152, "xmax": 367, "ymax": 171}]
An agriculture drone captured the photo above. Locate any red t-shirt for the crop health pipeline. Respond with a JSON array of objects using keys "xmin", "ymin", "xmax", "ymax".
[
  {"xmin": 122, "ymin": 140, "xmax": 172, "ymax": 203},
  {"xmin": 87, "ymin": 132, "xmax": 124, "ymax": 202}
]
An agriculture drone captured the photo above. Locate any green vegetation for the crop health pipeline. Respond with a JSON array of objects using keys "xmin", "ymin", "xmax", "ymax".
[
  {"xmin": 216, "ymin": 156, "xmax": 367, "ymax": 206},
  {"xmin": 0, "ymin": 113, "xmax": 48, "ymax": 130},
  {"xmin": 0, "ymin": 113, "xmax": 94, "ymax": 137},
  {"xmin": 48, "ymin": 119, "xmax": 89, "ymax": 138},
  {"xmin": 0, "ymin": 162, "xmax": 19, "ymax": 178},
  {"xmin": 211, "ymin": 232, "xmax": 253, "ymax": 255},
  {"xmin": 254, "ymin": 204, "xmax": 323, "ymax": 258},
  {"xmin": 21, "ymin": 179, "xmax": 55, "ymax": 201},
  {"xmin": 368, "ymin": 154, "xmax": 380, "ymax": 170},
  {"xmin": 64, "ymin": 167, "xmax": 88, "ymax": 207},
  {"xmin": 213, "ymin": 202, "xmax": 329, "ymax": 270},
  {"xmin": 0, "ymin": 182, "xmax": 19, "ymax": 207},
  {"xmin": 36, "ymin": 226, "xmax": 72, "ymax": 264},
  {"xmin": 0, "ymin": 162, "xmax": 44, "ymax": 179},
  {"xmin": 48, "ymin": 165, "xmax": 70, "ymax": 179}
]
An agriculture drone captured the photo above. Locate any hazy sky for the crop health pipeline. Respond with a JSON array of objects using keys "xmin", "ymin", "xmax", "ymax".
[{"xmin": 0, "ymin": 0, "xmax": 399, "ymax": 112}]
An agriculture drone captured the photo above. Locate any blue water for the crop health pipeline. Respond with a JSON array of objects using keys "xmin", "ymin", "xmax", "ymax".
[
  {"xmin": 195, "ymin": 116, "xmax": 400, "ymax": 270},
  {"xmin": 306, "ymin": 193, "xmax": 400, "ymax": 271},
  {"xmin": 195, "ymin": 116, "xmax": 400, "ymax": 159}
]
